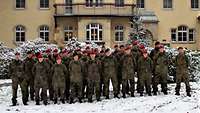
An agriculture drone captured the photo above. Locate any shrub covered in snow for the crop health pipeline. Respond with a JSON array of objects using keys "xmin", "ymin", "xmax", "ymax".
[{"xmin": 0, "ymin": 39, "xmax": 200, "ymax": 81}]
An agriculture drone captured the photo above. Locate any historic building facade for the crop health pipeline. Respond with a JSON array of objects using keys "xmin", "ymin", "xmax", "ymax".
[{"xmin": 0, "ymin": 0, "xmax": 200, "ymax": 49}]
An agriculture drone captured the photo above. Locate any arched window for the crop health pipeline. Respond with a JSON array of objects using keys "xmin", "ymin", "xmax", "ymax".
[
  {"xmin": 86, "ymin": 23, "xmax": 102, "ymax": 42},
  {"xmin": 115, "ymin": 25, "xmax": 124, "ymax": 42},
  {"xmin": 64, "ymin": 26, "xmax": 73, "ymax": 41},
  {"xmin": 39, "ymin": 25, "xmax": 49, "ymax": 41},
  {"xmin": 178, "ymin": 26, "xmax": 187, "ymax": 42},
  {"xmin": 15, "ymin": 25, "xmax": 25, "ymax": 42}
]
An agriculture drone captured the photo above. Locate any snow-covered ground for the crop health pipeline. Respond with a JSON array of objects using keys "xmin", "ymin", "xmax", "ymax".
[{"xmin": 0, "ymin": 80, "xmax": 199, "ymax": 113}]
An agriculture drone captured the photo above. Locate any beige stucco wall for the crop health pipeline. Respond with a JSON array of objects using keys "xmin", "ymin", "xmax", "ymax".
[
  {"xmin": 135, "ymin": 0, "xmax": 200, "ymax": 49},
  {"xmin": 0, "ymin": 0, "xmax": 200, "ymax": 50},
  {"xmin": 0, "ymin": 0, "xmax": 55, "ymax": 48}
]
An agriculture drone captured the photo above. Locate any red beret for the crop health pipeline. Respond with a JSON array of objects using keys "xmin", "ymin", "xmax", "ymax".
[
  {"xmin": 159, "ymin": 45, "xmax": 164, "ymax": 49},
  {"xmin": 139, "ymin": 44, "xmax": 145, "ymax": 49},
  {"xmin": 37, "ymin": 54, "xmax": 43, "ymax": 58},
  {"xmin": 53, "ymin": 49, "xmax": 58, "ymax": 53},
  {"xmin": 125, "ymin": 46, "xmax": 131, "ymax": 51},
  {"xmin": 46, "ymin": 49, "xmax": 51, "ymax": 53},
  {"xmin": 132, "ymin": 40, "xmax": 139, "ymax": 45}
]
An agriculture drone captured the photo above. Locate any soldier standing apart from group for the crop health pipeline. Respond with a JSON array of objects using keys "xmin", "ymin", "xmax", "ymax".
[
  {"xmin": 121, "ymin": 46, "xmax": 136, "ymax": 98},
  {"xmin": 51, "ymin": 55, "xmax": 68, "ymax": 104},
  {"xmin": 137, "ymin": 49, "xmax": 153, "ymax": 96},
  {"xmin": 152, "ymin": 45, "xmax": 169, "ymax": 95},
  {"xmin": 69, "ymin": 52, "xmax": 83, "ymax": 104},
  {"xmin": 87, "ymin": 51, "xmax": 101, "ymax": 102},
  {"xmin": 23, "ymin": 51, "xmax": 35, "ymax": 101},
  {"xmin": 175, "ymin": 47, "xmax": 191, "ymax": 97},
  {"xmin": 102, "ymin": 49, "xmax": 119, "ymax": 99},
  {"xmin": 9, "ymin": 52, "xmax": 28, "ymax": 106},
  {"xmin": 32, "ymin": 54, "xmax": 49, "ymax": 105}
]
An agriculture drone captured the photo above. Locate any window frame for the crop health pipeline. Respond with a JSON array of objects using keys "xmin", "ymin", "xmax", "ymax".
[
  {"xmin": 171, "ymin": 26, "xmax": 196, "ymax": 43},
  {"xmin": 191, "ymin": 0, "xmax": 199, "ymax": 9},
  {"xmin": 163, "ymin": 0, "xmax": 173, "ymax": 9},
  {"xmin": 136, "ymin": 0, "xmax": 145, "ymax": 9},
  {"xmin": 85, "ymin": 0, "xmax": 103, "ymax": 8},
  {"xmin": 114, "ymin": 25, "xmax": 124, "ymax": 42},
  {"xmin": 15, "ymin": 0, "xmax": 25, "ymax": 9},
  {"xmin": 115, "ymin": 0, "xmax": 124, "ymax": 7},
  {"xmin": 86, "ymin": 23, "xmax": 103, "ymax": 42},
  {"xmin": 39, "ymin": 25, "xmax": 49, "ymax": 42},
  {"xmin": 64, "ymin": 26, "xmax": 73, "ymax": 42},
  {"xmin": 15, "ymin": 25, "xmax": 26, "ymax": 43},
  {"xmin": 40, "ymin": 0, "xmax": 49, "ymax": 9}
]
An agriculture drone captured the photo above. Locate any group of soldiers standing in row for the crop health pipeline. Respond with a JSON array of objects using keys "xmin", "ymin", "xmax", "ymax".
[{"xmin": 8, "ymin": 41, "xmax": 191, "ymax": 106}]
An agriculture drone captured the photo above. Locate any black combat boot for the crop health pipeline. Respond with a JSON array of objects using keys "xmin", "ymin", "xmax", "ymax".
[
  {"xmin": 114, "ymin": 94, "xmax": 120, "ymax": 99},
  {"xmin": 122, "ymin": 93, "xmax": 126, "ymax": 98},
  {"xmin": 153, "ymin": 92, "xmax": 157, "ymax": 96},
  {"xmin": 61, "ymin": 99, "xmax": 65, "ymax": 104},
  {"xmin": 79, "ymin": 98, "xmax": 82, "ymax": 103},
  {"xmin": 88, "ymin": 98, "xmax": 93, "ymax": 103},
  {"xmin": 105, "ymin": 95, "xmax": 109, "ymax": 99},
  {"xmin": 54, "ymin": 98, "xmax": 57, "ymax": 104},
  {"xmin": 12, "ymin": 98, "xmax": 17, "ymax": 106},
  {"xmin": 140, "ymin": 92, "xmax": 143, "ymax": 96},
  {"xmin": 36, "ymin": 100, "xmax": 40, "ymax": 105},
  {"xmin": 163, "ymin": 91, "xmax": 168, "ymax": 95},
  {"xmin": 131, "ymin": 93, "xmax": 135, "ymax": 97},
  {"xmin": 43, "ymin": 101, "xmax": 48, "ymax": 105},
  {"xmin": 69, "ymin": 98, "xmax": 74, "ymax": 104},
  {"xmin": 187, "ymin": 92, "xmax": 191, "ymax": 97},
  {"xmin": 175, "ymin": 92, "xmax": 180, "ymax": 96}
]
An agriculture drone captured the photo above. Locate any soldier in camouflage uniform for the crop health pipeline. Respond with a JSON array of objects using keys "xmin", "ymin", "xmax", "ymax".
[
  {"xmin": 61, "ymin": 49, "xmax": 72, "ymax": 100},
  {"xmin": 137, "ymin": 49, "xmax": 153, "ymax": 96},
  {"xmin": 23, "ymin": 51, "xmax": 35, "ymax": 101},
  {"xmin": 87, "ymin": 51, "xmax": 101, "ymax": 102},
  {"xmin": 69, "ymin": 52, "xmax": 83, "ymax": 104},
  {"xmin": 9, "ymin": 52, "xmax": 28, "ymax": 106},
  {"xmin": 175, "ymin": 47, "xmax": 191, "ymax": 97},
  {"xmin": 152, "ymin": 45, "xmax": 168, "ymax": 95},
  {"xmin": 80, "ymin": 50, "xmax": 89, "ymax": 98},
  {"xmin": 96, "ymin": 50, "xmax": 105, "ymax": 96},
  {"xmin": 121, "ymin": 46, "xmax": 136, "ymax": 98},
  {"xmin": 102, "ymin": 49, "xmax": 119, "ymax": 99},
  {"xmin": 43, "ymin": 53, "xmax": 54, "ymax": 100},
  {"xmin": 51, "ymin": 55, "xmax": 68, "ymax": 104},
  {"xmin": 32, "ymin": 54, "xmax": 49, "ymax": 105}
]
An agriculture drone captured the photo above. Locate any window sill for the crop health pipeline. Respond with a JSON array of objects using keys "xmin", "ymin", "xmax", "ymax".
[
  {"xmin": 171, "ymin": 41, "xmax": 196, "ymax": 44},
  {"xmin": 162, "ymin": 8, "xmax": 173, "ymax": 11},
  {"xmin": 191, "ymin": 8, "xmax": 200, "ymax": 11},
  {"xmin": 39, "ymin": 8, "xmax": 50, "ymax": 10},
  {"xmin": 15, "ymin": 8, "xmax": 25, "ymax": 10}
]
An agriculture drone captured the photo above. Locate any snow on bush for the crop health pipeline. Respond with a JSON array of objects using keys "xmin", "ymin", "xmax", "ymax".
[{"xmin": 0, "ymin": 38, "xmax": 200, "ymax": 82}]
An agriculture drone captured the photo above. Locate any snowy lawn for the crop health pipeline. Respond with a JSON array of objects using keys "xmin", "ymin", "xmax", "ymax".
[{"xmin": 0, "ymin": 80, "xmax": 199, "ymax": 113}]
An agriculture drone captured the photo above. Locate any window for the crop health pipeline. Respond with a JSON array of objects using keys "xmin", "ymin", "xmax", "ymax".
[
  {"xmin": 95, "ymin": 0, "xmax": 103, "ymax": 7},
  {"xmin": 136, "ymin": 0, "xmax": 145, "ymax": 8},
  {"xmin": 86, "ymin": 23, "xmax": 103, "ymax": 42},
  {"xmin": 86, "ymin": 0, "xmax": 103, "ymax": 7},
  {"xmin": 39, "ymin": 25, "xmax": 49, "ymax": 41},
  {"xmin": 191, "ymin": 0, "xmax": 199, "ymax": 9},
  {"xmin": 115, "ymin": 25, "xmax": 124, "ymax": 42},
  {"xmin": 15, "ymin": 25, "xmax": 25, "ymax": 42},
  {"xmin": 64, "ymin": 26, "xmax": 73, "ymax": 41},
  {"xmin": 40, "ymin": 0, "xmax": 49, "ymax": 9},
  {"xmin": 171, "ymin": 26, "xmax": 195, "ymax": 43},
  {"xmin": 115, "ymin": 0, "xmax": 124, "ymax": 7},
  {"xmin": 16, "ymin": 0, "xmax": 25, "ymax": 9},
  {"xmin": 171, "ymin": 29, "xmax": 176, "ymax": 42},
  {"xmin": 178, "ymin": 26, "xmax": 187, "ymax": 42},
  {"xmin": 189, "ymin": 29, "xmax": 195, "ymax": 41},
  {"xmin": 163, "ymin": 0, "xmax": 172, "ymax": 9}
]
